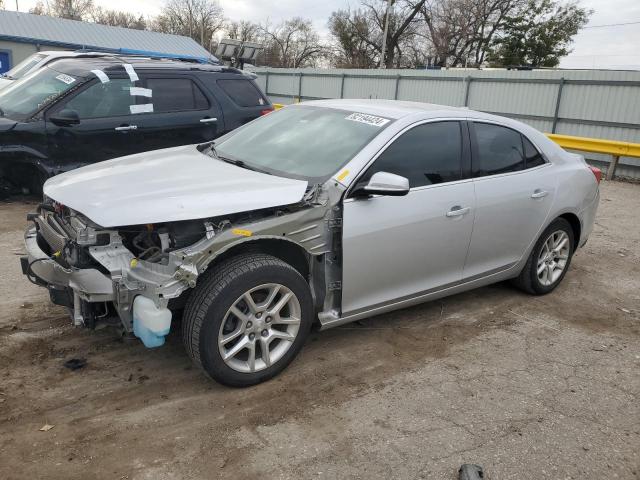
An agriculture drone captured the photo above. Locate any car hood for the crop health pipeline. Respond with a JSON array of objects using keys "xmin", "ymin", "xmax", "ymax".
[{"xmin": 43, "ymin": 144, "xmax": 309, "ymax": 227}]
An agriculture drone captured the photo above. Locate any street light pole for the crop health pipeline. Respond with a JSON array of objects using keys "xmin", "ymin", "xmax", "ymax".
[{"xmin": 380, "ymin": 0, "xmax": 393, "ymax": 69}]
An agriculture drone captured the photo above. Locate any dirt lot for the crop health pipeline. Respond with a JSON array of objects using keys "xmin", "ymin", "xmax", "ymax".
[{"xmin": 0, "ymin": 181, "xmax": 638, "ymax": 480}]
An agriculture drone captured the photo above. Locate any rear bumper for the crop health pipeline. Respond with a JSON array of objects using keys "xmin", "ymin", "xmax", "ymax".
[
  {"xmin": 22, "ymin": 226, "xmax": 114, "ymax": 302},
  {"xmin": 578, "ymin": 188, "xmax": 600, "ymax": 248}
]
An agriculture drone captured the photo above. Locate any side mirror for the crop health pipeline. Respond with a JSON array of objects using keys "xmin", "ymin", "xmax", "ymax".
[
  {"xmin": 352, "ymin": 171, "xmax": 410, "ymax": 197},
  {"xmin": 49, "ymin": 109, "xmax": 80, "ymax": 127}
]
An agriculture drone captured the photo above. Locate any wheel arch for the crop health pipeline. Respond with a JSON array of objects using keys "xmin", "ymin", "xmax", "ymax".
[
  {"xmin": 557, "ymin": 212, "xmax": 581, "ymax": 249},
  {"xmin": 203, "ymin": 237, "xmax": 313, "ymax": 281}
]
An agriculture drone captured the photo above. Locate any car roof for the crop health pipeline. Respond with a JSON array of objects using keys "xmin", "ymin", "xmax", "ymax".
[
  {"xmin": 300, "ymin": 99, "xmax": 470, "ymax": 120},
  {"xmin": 45, "ymin": 56, "xmax": 240, "ymax": 77},
  {"xmin": 300, "ymin": 98, "xmax": 535, "ymax": 128}
]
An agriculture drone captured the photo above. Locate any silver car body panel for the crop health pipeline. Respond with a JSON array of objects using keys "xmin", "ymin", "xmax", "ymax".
[
  {"xmin": 43, "ymin": 144, "xmax": 309, "ymax": 227},
  {"xmin": 26, "ymin": 99, "xmax": 600, "ymax": 335}
]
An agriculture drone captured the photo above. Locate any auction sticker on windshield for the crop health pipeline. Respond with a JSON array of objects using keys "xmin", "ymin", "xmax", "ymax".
[
  {"xmin": 55, "ymin": 74, "xmax": 76, "ymax": 85},
  {"xmin": 345, "ymin": 112, "xmax": 390, "ymax": 127}
]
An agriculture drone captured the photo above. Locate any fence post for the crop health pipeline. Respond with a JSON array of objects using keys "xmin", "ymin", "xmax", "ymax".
[
  {"xmin": 394, "ymin": 74, "xmax": 401, "ymax": 100},
  {"xmin": 340, "ymin": 73, "xmax": 346, "ymax": 98},
  {"xmin": 606, "ymin": 155, "xmax": 620, "ymax": 181},
  {"xmin": 463, "ymin": 76, "xmax": 472, "ymax": 107},
  {"xmin": 297, "ymin": 72, "xmax": 303, "ymax": 103},
  {"xmin": 264, "ymin": 71, "xmax": 270, "ymax": 97},
  {"xmin": 552, "ymin": 77, "xmax": 565, "ymax": 133}
]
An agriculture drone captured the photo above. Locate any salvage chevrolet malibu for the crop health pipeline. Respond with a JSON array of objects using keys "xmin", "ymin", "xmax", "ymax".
[{"xmin": 22, "ymin": 100, "xmax": 601, "ymax": 387}]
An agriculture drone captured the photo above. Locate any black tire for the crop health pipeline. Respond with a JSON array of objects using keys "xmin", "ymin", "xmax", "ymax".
[
  {"xmin": 513, "ymin": 217, "xmax": 575, "ymax": 295},
  {"xmin": 182, "ymin": 253, "xmax": 313, "ymax": 387}
]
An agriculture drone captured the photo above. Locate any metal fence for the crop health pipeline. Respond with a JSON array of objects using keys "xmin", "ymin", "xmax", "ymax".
[{"xmin": 252, "ymin": 67, "xmax": 640, "ymax": 179}]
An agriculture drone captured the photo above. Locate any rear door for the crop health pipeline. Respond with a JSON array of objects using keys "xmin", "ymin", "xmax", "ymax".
[
  {"xmin": 45, "ymin": 75, "xmax": 144, "ymax": 167},
  {"xmin": 201, "ymin": 74, "xmax": 271, "ymax": 134},
  {"xmin": 135, "ymin": 74, "xmax": 222, "ymax": 151},
  {"xmin": 463, "ymin": 121, "xmax": 557, "ymax": 279}
]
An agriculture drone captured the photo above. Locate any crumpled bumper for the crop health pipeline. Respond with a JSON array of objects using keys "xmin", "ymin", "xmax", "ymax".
[{"xmin": 22, "ymin": 226, "xmax": 114, "ymax": 302}]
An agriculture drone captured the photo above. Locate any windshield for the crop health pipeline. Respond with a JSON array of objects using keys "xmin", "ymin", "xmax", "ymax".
[
  {"xmin": 0, "ymin": 66, "xmax": 83, "ymax": 120},
  {"xmin": 4, "ymin": 53, "xmax": 46, "ymax": 80},
  {"xmin": 214, "ymin": 106, "xmax": 393, "ymax": 182}
]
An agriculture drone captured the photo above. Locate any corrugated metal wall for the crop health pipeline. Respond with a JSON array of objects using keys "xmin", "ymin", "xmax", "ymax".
[{"xmin": 254, "ymin": 68, "xmax": 640, "ymax": 178}]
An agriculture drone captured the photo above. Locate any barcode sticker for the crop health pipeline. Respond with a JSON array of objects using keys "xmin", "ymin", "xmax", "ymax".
[
  {"xmin": 345, "ymin": 112, "xmax": 390, "ymax": 127},
  {"xmin": 55, "ymin": 74, "xmax": 76, "ymax": 85}
]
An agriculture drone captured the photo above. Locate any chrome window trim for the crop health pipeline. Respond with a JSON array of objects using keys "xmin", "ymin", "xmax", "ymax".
[
  {"xmin": 469, "ymin": 162, "xmax": 553, "ymax": 183},
  {"xmin": 343, "ymin": 116, "xmax": 469, "ymax": 199}
]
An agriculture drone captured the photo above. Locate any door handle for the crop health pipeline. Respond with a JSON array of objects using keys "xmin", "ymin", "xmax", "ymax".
[
  {"xmin": 115, "ymin": 125, "xmax": 138, "ymax": 132},
  {"xmin": 200, "ymin": 117, "xmax": 218, "ymax": 123},
  {"xmin": 531, "ymin": 189, "xmax": 548, "ymax": 199},
  {"xmin": 446, "ymin": 206, "xmax": 470, "ymax": 217}
]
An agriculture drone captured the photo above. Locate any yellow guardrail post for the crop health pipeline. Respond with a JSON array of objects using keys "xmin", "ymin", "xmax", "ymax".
[{"xmin": 546, "ymin": 133, "xmax": 640, "ymax": 180}]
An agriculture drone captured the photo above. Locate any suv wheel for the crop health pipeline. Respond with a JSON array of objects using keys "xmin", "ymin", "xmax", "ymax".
[
  {"xmin": 182, "ymin": 253, "xmax": 313, "ymax": 387},
  {"xmin": 513, "ymin": 217, "xmax": 575, "ymax": 295}
]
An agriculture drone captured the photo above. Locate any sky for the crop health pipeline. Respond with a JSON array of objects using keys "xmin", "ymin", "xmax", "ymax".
[{"xmin": 8, "ymin": 0, "xmax": 640, "ymax": 70}]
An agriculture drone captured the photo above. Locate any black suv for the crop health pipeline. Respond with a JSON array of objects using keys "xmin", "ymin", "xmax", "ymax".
[{"xmin": 0, "ymin": 56, "xmax": 272, "ymax": 195}]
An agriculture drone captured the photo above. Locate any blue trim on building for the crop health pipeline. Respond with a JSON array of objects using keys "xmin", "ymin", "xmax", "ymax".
[{"xmin": 0, "ymin": 34, "xmax": 215, "ymax": 64}]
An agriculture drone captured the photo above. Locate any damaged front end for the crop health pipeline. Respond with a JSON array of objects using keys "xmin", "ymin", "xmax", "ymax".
[{"xmin": 22, "ymin": 183, "xmax": 344, "ymax": 348}]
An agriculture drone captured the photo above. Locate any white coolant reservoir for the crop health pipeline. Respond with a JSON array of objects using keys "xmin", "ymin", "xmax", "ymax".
[{"xmin": 132, "ymin": 296, "xmax": 172, "ymax": 348}]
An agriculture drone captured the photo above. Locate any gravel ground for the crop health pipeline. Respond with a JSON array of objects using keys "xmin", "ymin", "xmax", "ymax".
[{"xmin": 0, "ymin": 181, "xmax": 638, "ymax": 480}]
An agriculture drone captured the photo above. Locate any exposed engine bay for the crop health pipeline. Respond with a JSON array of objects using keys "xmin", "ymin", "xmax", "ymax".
[{"xmin": 23, "ymin": 183, "xmax": 345, "ymax": 345}]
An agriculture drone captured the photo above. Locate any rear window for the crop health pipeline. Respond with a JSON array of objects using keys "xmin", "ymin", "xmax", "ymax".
[
  {"xmin": 145, "ymin": 78, "xmax": 208, "ymax": 112},
  {"xmin": 217, "ymin": 79, "xmax": 267, "ymax": 107}
]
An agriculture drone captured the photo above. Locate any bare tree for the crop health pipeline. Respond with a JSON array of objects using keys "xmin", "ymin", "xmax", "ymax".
[
  {"xmin": 226, "ymin": 20, "xmax": 261, "ymax": 43},
  {"xmin": 32, "ymin": 0, "xmax": 95, "ymax": 20},
  {"xmin": 154, "ymin": 0, "xmax": 225, "ymax": 50},
  {"xmin": 416, "ymin": 0, "xmax": 524, "ymax": 67},
  {"xmin": 328, "ymin": 9, "xmax": 379, "ymax": 68},
  {"xmin": 328, "ymin": 1, "xmax": 427, "ymax": 68},
  {"xmin": 91, "ymin": 7, "xmax": 147, "ymax": 30},
  {"xmin": 260, "ymin": 18, "xmax": 326, "ymax": 68}
]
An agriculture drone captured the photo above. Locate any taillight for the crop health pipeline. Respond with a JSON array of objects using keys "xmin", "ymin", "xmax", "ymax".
[
  {"xmin": 589, "ymin": 166, "xmax": 602, "ymax": 184},
  {"xmin": 260, "ymin": 108, "xmax": 274, "ymax": 116}
]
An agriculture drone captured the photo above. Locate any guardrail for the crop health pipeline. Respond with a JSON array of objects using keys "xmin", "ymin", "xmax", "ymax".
[{"xmin": 546, "ymin": 134, "xmax": 640, "ymax": 180}]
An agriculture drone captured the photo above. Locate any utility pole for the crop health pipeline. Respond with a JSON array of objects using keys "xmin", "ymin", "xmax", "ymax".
[{"xmin": 380, "ymin": 0, "xmax": 394, "ymax": 69}]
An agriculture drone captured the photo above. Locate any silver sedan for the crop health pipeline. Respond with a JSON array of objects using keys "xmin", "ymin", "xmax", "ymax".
[{"xmin": 24, "ymin": 100, "xmax": 601, "ymax": 386}]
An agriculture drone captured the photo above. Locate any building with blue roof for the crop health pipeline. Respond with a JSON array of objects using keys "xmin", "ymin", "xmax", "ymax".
[{"xmin": 0, "ymin": 10, "xmax": 217, "ymax": 73}]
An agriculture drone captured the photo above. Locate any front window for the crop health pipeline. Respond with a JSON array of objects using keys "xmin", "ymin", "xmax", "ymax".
[
  {"xmin": 214, "ymin": 106, "xmax": 393, "ymax": 182},
  {"xmin": 4, "ymin": 53, "xmax": 46, "ymax": 80},
  {"xmin": 0, "ymin": 66, "xmax": 84, "ymax": 121}
]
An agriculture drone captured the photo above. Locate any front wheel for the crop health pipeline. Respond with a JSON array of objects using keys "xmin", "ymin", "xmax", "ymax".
[
  {"xmin": 182, "ymin": 253, "xmax": 313, "ymax": 387},
  {"xmin": 513, "ymin": 218, "xmax": 575, "ymax": 295}
]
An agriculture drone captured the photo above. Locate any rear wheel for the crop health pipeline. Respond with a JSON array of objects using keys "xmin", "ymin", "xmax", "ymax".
[
  {"xmin": 513, "ymin": 218, "xmax": 575, "ymax": 295},
  {"xmin": 182, "ymin": 253, "xmax": 313, "ymax": 387}
]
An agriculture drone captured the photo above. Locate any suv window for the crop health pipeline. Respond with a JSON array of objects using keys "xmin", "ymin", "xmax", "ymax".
[
  {"xmin": 217, "ymin": 79, "xmax": 267, "ymax": 107},
  {"xmin": 65, "ymin": 79, "xmax": 134, "ymax": 119},
  {"xmin": 523, "ymin": 136, "xmax": 545, "ymax": 168},
  {"xmin": 472, "ymin": 123, "xmax": 525, "ymax": 176},
  {"xmin": 146, "ymin": 78, "xmax": 208, "ymax": 112},
  {"xmin": 359, "ymin": 121, "xmax": 463, "ymax": 188}
]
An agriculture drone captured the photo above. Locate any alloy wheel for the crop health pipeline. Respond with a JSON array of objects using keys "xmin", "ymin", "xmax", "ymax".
[
  {"xmin": 537, "ymin": 230, "xmax": 570, "ymax": 287},
  {"xmin": 218, "ymin": 283, "xmax": 301, "ymax": 373}
]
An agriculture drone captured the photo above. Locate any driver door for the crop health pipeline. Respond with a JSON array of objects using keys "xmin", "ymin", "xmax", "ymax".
[
  {"xmin": 341, "ymin": 121, "xmax": 476, "ymax": 315},
  {"xmin": 45, "ymin": 76, "xmax": 143, "ymax": 169}
]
